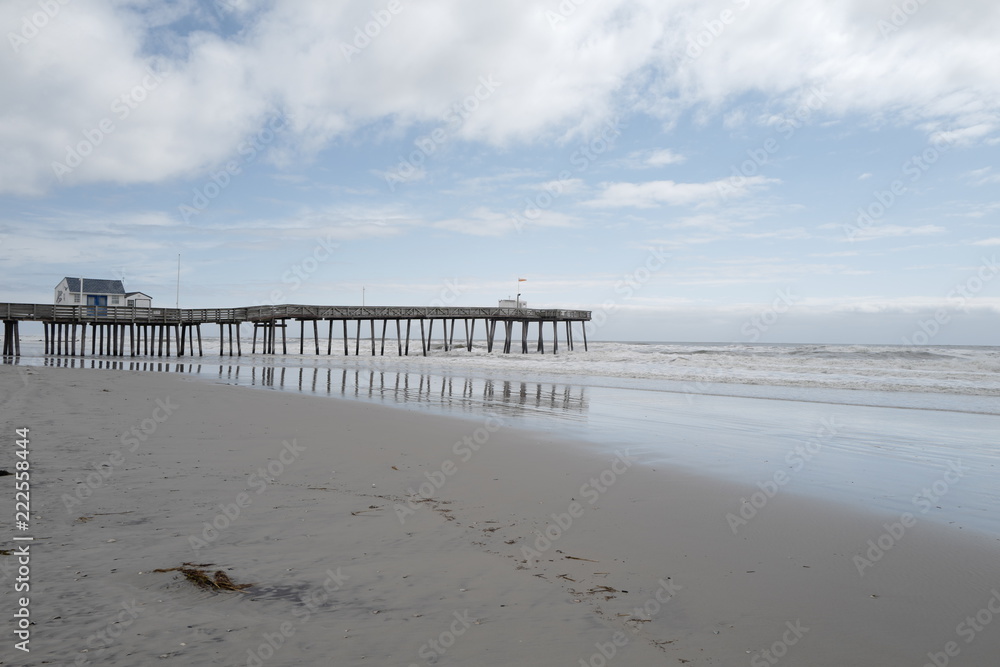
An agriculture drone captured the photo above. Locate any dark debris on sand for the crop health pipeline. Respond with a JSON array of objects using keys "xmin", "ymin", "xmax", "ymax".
[{"xmin": 153, "ymin": 562, "xmax": 253, "ymax": 592}]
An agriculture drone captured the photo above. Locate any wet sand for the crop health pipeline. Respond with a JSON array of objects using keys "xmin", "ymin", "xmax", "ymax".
[{"xmin": 3, "ymin": 364, "xmax": 1000, "ymax": 666}]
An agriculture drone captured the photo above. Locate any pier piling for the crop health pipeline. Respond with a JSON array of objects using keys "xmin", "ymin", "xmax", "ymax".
[{"xmin": 0, "ymin": 303, "xmax": 590, "ymax": 360}]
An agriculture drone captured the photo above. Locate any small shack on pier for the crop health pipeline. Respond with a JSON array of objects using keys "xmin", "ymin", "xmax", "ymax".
[
  {"xmin": 54, "ymin": 277, "xmax": 131, "ymax": 309},
  {"xmin": 125, "ymin": 291, "xmax": 153, "ymax": 308},
  {"xmin": 499, "ymin": 298, "xmax": 527, "ymax": 309}
]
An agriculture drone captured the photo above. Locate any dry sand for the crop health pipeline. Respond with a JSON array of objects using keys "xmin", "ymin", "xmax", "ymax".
[{"xmin": 2, "ymin": 364, "xmax": 1000, "ymax": 666}]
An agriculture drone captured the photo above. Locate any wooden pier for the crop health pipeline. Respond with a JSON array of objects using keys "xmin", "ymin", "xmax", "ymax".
[{"xmin": 0, "ymin": 303, "xmax": 591, "ymax": 358}]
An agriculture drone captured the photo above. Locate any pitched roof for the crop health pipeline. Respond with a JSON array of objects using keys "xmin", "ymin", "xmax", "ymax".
[
  {"xmin": 124, "ymin": 292, "xmax": 152, "ymax": 298},
  {"xmin": 62, "ymin": 278, "xmax": 127, "ymax": 295}
]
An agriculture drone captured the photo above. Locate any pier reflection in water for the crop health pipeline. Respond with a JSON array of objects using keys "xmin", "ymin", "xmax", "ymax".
[{"xmin": 36, "ymin": 355, "xmax": 589, "ymax": 423}]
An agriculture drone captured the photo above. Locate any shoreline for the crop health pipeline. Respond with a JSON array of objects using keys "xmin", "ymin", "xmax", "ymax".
[
  {"xmin": 3, "ymin": 364, "xmax": 1000, "ymax": 665},
  {"xmin": 11, "ymin": 352, "xmax": 1000, "ymax": 538}
]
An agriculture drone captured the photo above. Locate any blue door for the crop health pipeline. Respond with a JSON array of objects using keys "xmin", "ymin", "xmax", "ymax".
[{"xmin": 87, "ymin": 295, "xmax": 107, "ymax": 317}]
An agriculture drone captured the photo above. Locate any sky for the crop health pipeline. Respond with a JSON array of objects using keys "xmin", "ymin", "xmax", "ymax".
[{"xmin": 2, "ymin": 0, "xmax": 999, "ymax": 345}]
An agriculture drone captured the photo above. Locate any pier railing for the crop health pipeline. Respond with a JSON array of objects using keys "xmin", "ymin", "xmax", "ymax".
[
  {"xmin": 1, "ymin": 303, "xmax": 247, "ymax": 323},
  {"xmin": 1, "ymin": 303, "xmax": 591, "ymax": 323},
  {"xmin": 244, "ymin": 305, "xmax": 592, "ymax": 321}
]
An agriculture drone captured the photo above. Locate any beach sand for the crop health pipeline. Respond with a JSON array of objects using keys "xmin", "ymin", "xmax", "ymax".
[{"xmin": 3, "ymin": 364, "xmax": 1000, "ymax": 666}]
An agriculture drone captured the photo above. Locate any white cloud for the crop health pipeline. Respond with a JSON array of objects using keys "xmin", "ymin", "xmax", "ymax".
[
  {"xmin": 965, "ymin": 167, "xmax": 1000, "ymax": 186},
  {"xmin": 947, "ymin": 201, "xmax": 1000, "ymax": 218},
  {"xmin": 271, "ymin": 207, "xmax": 415, "ymax": 241},
  {"xmin": 811, "ymin": 250, "xmax": 862, "ymax": 258},
  {"xmin": 2, "ymin": 0, "xmax": 999, "ymax": 196},
  {"xmin": 532, "ymin": 178, "xmax": 586, "ymax": 194},
  {"xmin": 585, "ymin": 176, "xmax": 777, "ymax": 208},
  {"xmin": 644, "ymin": 149, "xmax": 686, "ymax": 167},
  {"xmin": 432, "ymin": 206, "xmax": 574, "ymax": 236},
  {"xmin": 850, "ymin": 224, "xmax": 947, "ymax": 241},
  {"xmin": 614, "ymin": 148, "xmax": 687, "ymax": 170},
  {"xmin": 740, "ymin": 227, "xmax": 811, "ymax": 241},
  {"xmin": 722, "ymin": 108, "xmax": 746, "ymax": 130},
  {"xmin": 0, "ymin": 219, "xmax": 168, "ymax": 271}
]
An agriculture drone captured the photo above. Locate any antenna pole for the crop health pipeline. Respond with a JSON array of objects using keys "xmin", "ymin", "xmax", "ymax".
[{"xmin": 175, "ymin": 254, "xmax": 180, "ymax": 309}]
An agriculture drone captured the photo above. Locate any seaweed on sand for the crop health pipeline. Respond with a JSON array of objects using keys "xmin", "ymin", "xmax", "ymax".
[{"xmin": 153, "ymin": 562, "xmax": 253, "ymax": 592}]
